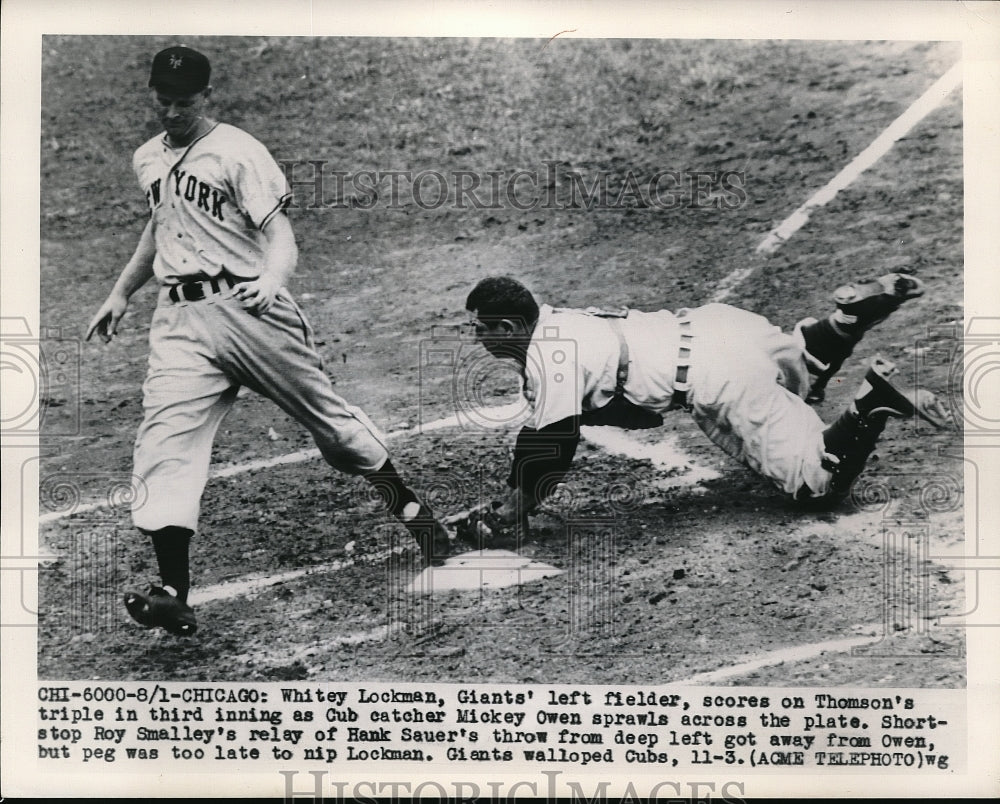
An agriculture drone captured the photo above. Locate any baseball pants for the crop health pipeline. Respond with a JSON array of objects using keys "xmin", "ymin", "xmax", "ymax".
[
  {"xmin": 680, "ymin": 304, "xmax": 833, "ymax": 497},
  {"xmin": 131, "ymin": 287, "xmax": 389, "ymax": 532}
]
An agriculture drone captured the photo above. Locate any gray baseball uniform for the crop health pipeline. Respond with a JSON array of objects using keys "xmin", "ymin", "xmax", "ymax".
[{"xmin": 130, "ymin": 122, "xmax": 388, "ymax": 532}]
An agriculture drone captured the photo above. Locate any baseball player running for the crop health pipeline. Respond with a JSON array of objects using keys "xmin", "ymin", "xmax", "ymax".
[
  {"xmin": 451, "ymin": 274, "xmax": 947, "ymax": 541},
  {"xmin": 85, "ymin": 46, "xmax": 453, "ymax": 637}
]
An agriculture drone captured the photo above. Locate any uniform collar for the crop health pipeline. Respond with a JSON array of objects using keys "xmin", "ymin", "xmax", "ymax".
[{"xmin": 162, "ymin": 119, "xmax": 220, "ymax": 151}]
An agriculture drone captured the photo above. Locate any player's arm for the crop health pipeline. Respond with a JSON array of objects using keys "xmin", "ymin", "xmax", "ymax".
[
  {"xmin": 85, "ymin": 220, "xmax": 156, "ymax": 343},
  {"xmin": 232, "ymin": 211, "xmax": 297, "ymax": 315},
  {"xmin": 494, "ymin": 416, "xmax": 582, "ymax": 523},
  {"xmin": 445, "ymin": 417, "xmax": 580, "ymax": 540}
]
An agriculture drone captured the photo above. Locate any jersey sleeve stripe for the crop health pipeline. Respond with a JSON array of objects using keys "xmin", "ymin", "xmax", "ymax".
[{"xmin": 259, "ymin": 193, "xmax": 293, "ymax": 230}]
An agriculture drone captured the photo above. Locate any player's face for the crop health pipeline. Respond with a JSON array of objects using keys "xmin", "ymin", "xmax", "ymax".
[
  {"xmin": 472, "ymin": 317, "xmax": 505, "ymax": 355},
  {"xmin": 152, "ymin": 88, "xmax": 210, "ymax": 142},
  {"xmin": 472, "ymin": 315, "xmax": 529, "ymax": 360}
]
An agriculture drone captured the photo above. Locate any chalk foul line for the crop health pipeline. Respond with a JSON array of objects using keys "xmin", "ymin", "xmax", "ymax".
[
  {"xmin": 711, "ymin": 62, "xmax": 961, "ymax": 304},
  {"xmin": 677, "ymin": 628, "xmax": 886, "ymax": 685},
  {"xmin": 40, "ymin": 409, "xmax": 712, "ymax": 524}
]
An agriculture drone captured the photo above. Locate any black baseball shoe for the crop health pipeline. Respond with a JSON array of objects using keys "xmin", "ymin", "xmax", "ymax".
[
  {"xmin": 853, "ymin": 356, "xmax": 948, "ymax": 427},
  {"xmin": 833, "ymin": 272, "xmax": 925, "ymax": 334},
  {"xmin": 403, "ymin": 507, "xmax": 463, "ymax": 568},
  {"xmin": 124, "ymin": 585, "xmax": 197, "ymax": 636}
]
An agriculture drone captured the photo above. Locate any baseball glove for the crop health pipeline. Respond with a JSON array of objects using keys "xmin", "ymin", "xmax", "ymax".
[{"xmin": 443, "ymin": 501, "xmax": 524, "ymax": 549}]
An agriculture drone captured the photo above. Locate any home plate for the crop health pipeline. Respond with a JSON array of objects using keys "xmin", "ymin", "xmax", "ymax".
[{"xmin": 407, "ymin": 550, "xmax": 564, "ymax": 594}]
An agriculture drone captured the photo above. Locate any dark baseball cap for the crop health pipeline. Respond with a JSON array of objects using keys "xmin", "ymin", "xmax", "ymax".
[{"xmin": 148, "ymin": 46, "xmax": 211, "ymax": 94}]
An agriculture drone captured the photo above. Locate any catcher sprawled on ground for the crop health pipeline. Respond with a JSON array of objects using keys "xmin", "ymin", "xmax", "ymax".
[
  {"xmin": 85, "ymin": 46, "xmax": 454, "ymax": 638},
  {"xmin": 447, "ymin": 274, "xmax": 948, "ymax": 544}
]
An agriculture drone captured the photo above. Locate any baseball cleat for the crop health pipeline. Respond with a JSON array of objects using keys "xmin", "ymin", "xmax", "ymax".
[
  {"xmin": 124, "ymin": 585, "xmax": 197, "ymax": 636},
  {"xmin": 833, "ymin": 272, "xmax": 925, "ymax": 333},
  {"xmin": 404, "ymin": 509, "xmax": 460, "ymax": 568},
  {"xmin": 853, "ymin": 357, "xmax": 948, "ymax": 427}
]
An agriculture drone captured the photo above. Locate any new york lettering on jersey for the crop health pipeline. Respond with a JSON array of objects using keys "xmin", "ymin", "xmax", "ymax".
[
  {"xmin": 144, "ymin": 168, "xmax": 227, "ymax": 220},
  {"xmin": 133, "ymin": 122, "xmax": 292, "ymax": 281}
]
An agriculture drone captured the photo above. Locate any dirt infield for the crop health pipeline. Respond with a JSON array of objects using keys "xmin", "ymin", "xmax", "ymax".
[{"xmin": 38, "ymin": 37, "xmax": 964, "ymax": 686}]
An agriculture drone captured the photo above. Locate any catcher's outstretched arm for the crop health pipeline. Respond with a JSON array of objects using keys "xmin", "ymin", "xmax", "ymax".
[
  {"xmin": 444, "ymin": 416, "xmax": 581, "ymax": 540},
  {"xmin": 506, "ymin": 415, "xmax": 581, "ymax": 508}
]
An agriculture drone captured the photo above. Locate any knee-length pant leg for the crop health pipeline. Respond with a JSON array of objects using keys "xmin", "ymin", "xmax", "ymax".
[
  {"xmin": 132, "ymin": 305, "xmax": 238, "ymax": 532},
  {"xmin": 210, "ymin": 293, "xmax": 390, "ymax": 475},
  {"xmin": 684, "ymin": 305, "xmax": 833, "ymax": 496}
]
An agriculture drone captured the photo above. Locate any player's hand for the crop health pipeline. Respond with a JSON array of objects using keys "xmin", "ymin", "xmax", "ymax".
[
  {"xmin": 492, "ymin": 496, "xmax": 523, "ymax": 526},
  {"xmin": 85, "ymin": 291, "xmax": 129, "ymax": 343},
  {"xmin": 444, "ymin": 494, "xmax": 531, "ymax": 547},
  {"xmin": 232, "ymin": 275, "xmax": 282, "ymax": 315},
  {"xmin": 441, "ymin": 501, "xmax": 491, "ymax": 528}
]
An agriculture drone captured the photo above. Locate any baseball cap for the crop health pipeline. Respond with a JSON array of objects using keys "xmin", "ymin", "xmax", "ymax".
[{"xmin": 148, "ymin": 46, "xmax": 211, "ymax": 94}]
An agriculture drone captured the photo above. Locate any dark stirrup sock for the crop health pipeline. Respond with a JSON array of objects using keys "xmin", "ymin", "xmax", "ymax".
[
  {"xmin": 142, "ymin": 526, "xmax": 194, "ymax": 603},
  {"xmin": 798, "ymin": 316, "xmax": 858, "ymax": 373},
  {"xmin": 363, "ymin": 458, "xmax": 420, "ymax": 520}
]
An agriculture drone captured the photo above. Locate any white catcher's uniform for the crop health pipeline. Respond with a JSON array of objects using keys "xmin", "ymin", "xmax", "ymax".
[
  {"xmin": 130, "ymin": 123, "xmax": 388, "ymax": 531},
  {"xmin": 523, "ymin": 303, "xmax": 833, "ymax": 497}
]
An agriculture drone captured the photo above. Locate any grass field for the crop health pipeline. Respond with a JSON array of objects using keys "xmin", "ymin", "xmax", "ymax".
[{"xmin": 37, "ymin": 36, "xmax": 964, "ymax": 687}]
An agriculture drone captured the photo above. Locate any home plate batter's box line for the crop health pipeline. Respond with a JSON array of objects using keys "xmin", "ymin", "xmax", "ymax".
[
  {"xmin": 710, "ymin": 62, "xmax": 961, "ymax": 304},
  {"xmin": 239, "ymin": 613, "xmax": 894, "ymax": 676},
  {"xmin": 677, "ymin": 628, "xmax": 889, "ymax": 685},
  {"xmin": 38, "ymin": 408, "xmax": 716, "ymax": 525}
]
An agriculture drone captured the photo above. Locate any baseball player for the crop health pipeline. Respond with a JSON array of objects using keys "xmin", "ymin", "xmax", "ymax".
[
  {"xmin": 85, "ymin": 46, "xmax": 453, "ymax": 637},
  {"xmin": 452, "ymin": 274, "xmax": 947, "ymax": 540}
]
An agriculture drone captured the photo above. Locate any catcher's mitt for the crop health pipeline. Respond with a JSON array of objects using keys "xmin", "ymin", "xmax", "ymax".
[{"xmin": 444, "ymin": 501, "xmax": 525, "ymax": 549}]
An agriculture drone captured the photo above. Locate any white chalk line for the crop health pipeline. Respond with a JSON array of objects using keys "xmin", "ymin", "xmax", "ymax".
[
  {"xmin": 187, "ymin": 561, "xmax": 354, "ymax": 606},
  {"xmin": 580, "ymin": 425, "xmax": 721, "ymax": 489},
  {"xmin": 37, "ymin": 411, "xmax": 480, "ymax": 524},
  {"xmin": 677, "ymin": 628, "xmax": 885, "ymax": 685},
  {"xmin": 710, "ymin": 62, "xmax": 961, "ymax": 304},
  {"xmin": 39, "ymin": 406, "xmax": 711, "ymax": 524},
  {"xmin": 187, "ymin": 542, "xmax": 422, "ymax": 605}
]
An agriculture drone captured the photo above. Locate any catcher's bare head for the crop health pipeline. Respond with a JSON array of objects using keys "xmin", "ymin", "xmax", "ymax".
[{"xmin": 466, "ymin": 276, "xmax": 539, "ymax": 361}]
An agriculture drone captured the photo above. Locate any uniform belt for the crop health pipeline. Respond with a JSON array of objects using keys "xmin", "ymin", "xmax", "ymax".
[
  {"xmin": 167, "ymin": 275, "xmax": 235, "ymax": 303},
  {"xmin": 671, "ymin": 314, "xmax": 694, "ymax": 410}
]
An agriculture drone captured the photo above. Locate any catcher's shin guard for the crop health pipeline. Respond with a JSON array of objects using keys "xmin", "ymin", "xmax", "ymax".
[
  {"xmin": 796, "ymin": 273, "xmax": 925, "ymax": 403},
  {"xmin": 816, "ymin": 356, "xmax": 946, "ymax": 500},
  {"xmin": 795, "ymin": 316, "xmax": 853, "ymax": 403}
]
